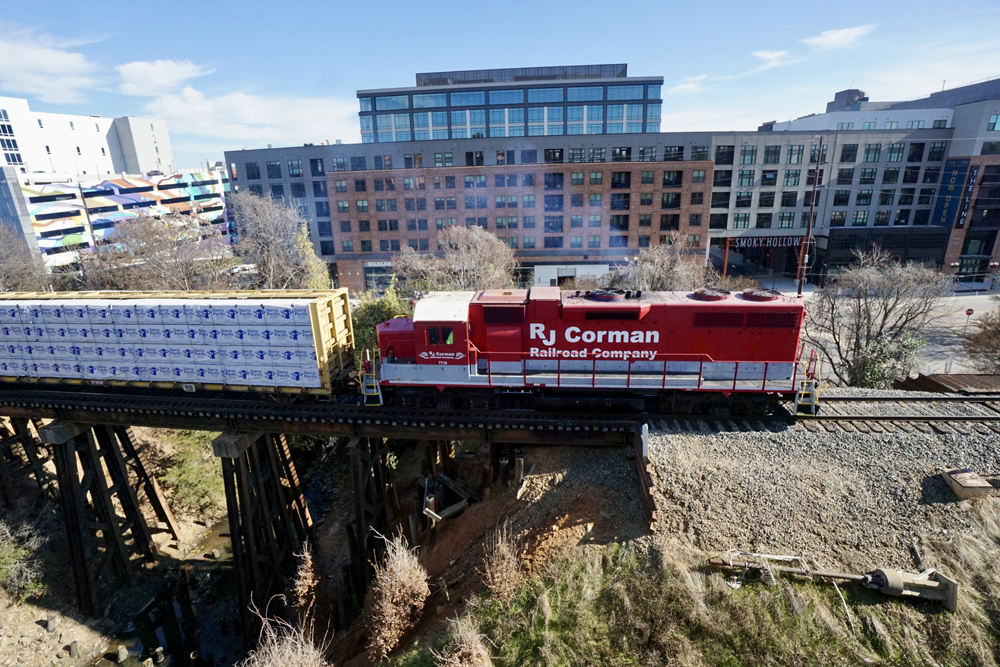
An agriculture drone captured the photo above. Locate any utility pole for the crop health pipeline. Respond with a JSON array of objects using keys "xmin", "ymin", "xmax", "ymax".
[{"xmin": 797, "ymin": 136, "xmax": 822, "ymax": 297}]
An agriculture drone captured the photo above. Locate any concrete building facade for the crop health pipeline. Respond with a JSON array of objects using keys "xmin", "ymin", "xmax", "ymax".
[{"xmin": 0, "ymin": 95, "xmax": 173, "ymax": 180}]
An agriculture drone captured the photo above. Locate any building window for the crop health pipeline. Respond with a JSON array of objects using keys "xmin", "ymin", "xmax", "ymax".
[
  {"xmin": 928, "ymin": 142, "xmax": 947, "ymax": 161},
  {"xmin": 713, "ymin": 170, "xmax": 732, "ymax": 187},
  {"xmin": 735, "ymin": 192, "xmax": 753, "ymax": 208},
  {"xmin": 786, "ymin": 145, "xmax": 804, "ymax": 165},
  {"xmin": 610, "ymin": 193, "xmax": 630, "ymax": 210},
  {"xmin": 708, "ymin": 214, "xmax": 727, "ymax": 229},
  {"xmin": 732, "ymin": 213, "xmax": 749, "ymax": 229},
  {"xmin": 879, "ymin": 189, "xmax": 895, "ymax": 206},
  {"xmin": 836, "ymin": 168, "xmax": 854, "ymax": 185},
  {"xmin": 690, "ymin": 192, "xmax": 704, "ymax": 205},
  {"xmin": 641, "ymin": 170, "xmax": 654, "ymax": 184},
  {"xmin": 837, "ymin": 122, "xmax": 854, "ymax": 130},
  {"xmin": 544, "ymin": 149, "xmax": 564, "ymax": 164},
  {"xmin": 862, "ymin": 144, "xmax": 881, "ymax": 163},
  {"xmin": 611, "ymin": 171, "xmax": 631, "ymax": 189},
  {"xmin": 983, "ymin": 142, "xmax": 1000, "ymax": 156},
  {"xmin": 774, "ymin": 212, "xmax": 792, "ymax": 228},
  {"xmin": 686, "ymin": 146, "xmax": 706, "ymax": 161},
  {"xmin": 907, "ymin": 143, "xmax": 925, "ymax": 162},
  {"xmin": 923, "ymin": 167, "xmax": 940, "ymax": 184},
  {"xmin": 780, "ymin": 192, "xmax": 797, "ymax": 207},
  {"xmin": 855, "ymin": 189, "xmax": 873, "ymax": 206},
  {"xmin": 715, "ymin": 145, "xmax": 735, "ymax": 165},
  {"xmin": 543, "ymin": 236, "xmax": 564, "ymax": 249},
  {"xmin": 572, "ymin": 194, "xmax": 585, "ymax": 207},
  {"xmin": 589, "ymin": 215, "xmax": 601, "ymax": 227},
  {"xmin": 711, "ymin": 191, "xmax": 730, "ymax": 208},
  {"xmin": 874, "ymin": 210, "xmax": 890, "ymax": 226},
  {"xmin": 894, "ymin": 209, "xmax": 910, "ymax": 225},
  {"xmin": 918, "ymin": 188, "xmax": 934, "ymax": 205},
  {"xmin": 783, "ymin": 170, "xmax": 801, "ymax": 187},
  {"xmin": 612, "ymin": 147, "xmax": 632, "ymax": 162},
  {"xmin": 807, "ymin": 169, "xmax": 824, "ymax": 186},
  {"xmin": 523, "ymin": 195, "xmax": 535, "ymax": 208},
  {"xmin": 288, "ymin": 160, "xmax": 303, "ymax": 178},
  {"xmin": 906, "ymin": 120, "xmax": 924, "ymax": 129},
  {"xmin": 738, "ymin": 170, "xmax": 755, "ymax": 187},
  {"xmin": 829, "ymin": 211, "xmax": 846, "ymax": 227},
  {"xmin": 691, "ymin": 170, "xmax": 705, "ymax": 184},
  {"xmin": 740, "ymin": 146, "xmax": 757, "ymax": 165},
  {"xmin": 663, "ymin": 146, "xmax": 683, "ymax": 161},
  {"xmin": 755, "ymin": 213, "xmax": 771, "ymax": 229},
  {"xmin": 360, "ymin": 240, "xmax": 372, "ymax": 252},
  {"xmin": 903, "ymin": 167, "xmax": 920, "ymax": 184},
  {"xmin": 757, "ymin": 192, "xmax": 773, "ymax": 207},
  {"xmin": 589, "ymin": 172, "xmax": 603, "ymax": 185},
  {"xmin": 833, "ymin": 190, "xmax": 850, "ymax": 206},
  {"xmin": 662, "ymin": 192, "xmax": 681, "ymax": 209},
  {"xmin": 655, "ymin": 214, "xmax": 676, "ymax": 230},
  {"xmin": 342, "ymin": 240, "xmax": 354, "ymax": 252}
]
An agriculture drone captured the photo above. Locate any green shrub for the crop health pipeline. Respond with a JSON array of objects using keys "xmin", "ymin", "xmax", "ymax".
[
  {"xmin": 0, "ymin": 521, "xmax": 45, "ymax": 603},
  {"xmin": 160, "ymin": 430, "xmax": 225, "ymax": 518}
]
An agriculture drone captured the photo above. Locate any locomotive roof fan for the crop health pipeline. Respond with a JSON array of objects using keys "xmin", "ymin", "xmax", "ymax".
[
  {"xmin": 741, "ymin": 288, "xmax": 782, "ymax": 302},
  {"xmin": 690, "ymin": 287, "xmax": 731, "ymax": 301},
  {"xmin": 584, "ymin": 289, "xmax": 627, "ymax": 302}
]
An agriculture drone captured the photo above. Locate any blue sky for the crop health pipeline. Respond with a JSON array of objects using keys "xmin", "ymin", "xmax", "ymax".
[{"xmin": 1, "ymin": 0, "xmax": 998, "ymax": 169}]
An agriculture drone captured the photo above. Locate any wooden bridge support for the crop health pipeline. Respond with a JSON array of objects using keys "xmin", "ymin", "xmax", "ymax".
[
  {"xmin": 211, "ymin": 432, "xmax": 312, "ymax": 640},
  {"xmin": 347, "ymin": 436, "xmax": 391, "ymax": 603},
  {"xmin": 37, "ymin": 421, "xmax": 170, "ymax": 616},
  {"xmin": 0, "ymin": 418, "xmax": 51, "ymax": 507}
]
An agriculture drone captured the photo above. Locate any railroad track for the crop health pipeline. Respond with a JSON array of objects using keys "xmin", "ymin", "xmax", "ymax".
[
  {"xmin": 2, "ymin": 383, "xmax": 999, "ymax": 437},
  {"xmin": 652, "ymin": 394, "xmax": 1000, "ymax": 435}
]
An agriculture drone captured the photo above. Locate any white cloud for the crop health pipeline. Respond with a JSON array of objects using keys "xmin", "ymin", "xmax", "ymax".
[
  {"xmin": 665, "ymin": 75, "xmax": 709, "ymax": 96},
  {"xmin": 0, "ymin": 29, "xmax": 99, "ymax": 103},
  {"xmin": 117, "ymin": 59, "xmax": 213, "ymax": 97},
  {"xmin": 148, "ymin": 86, "xmax": 360, "ymax": 154},
  {"xmin": 748, "ymin": 50, "xmax": 802, "ymax": 73},
  {"xmin": 801, "ymin": 25, "xmax": 875, "ymax": 51}
]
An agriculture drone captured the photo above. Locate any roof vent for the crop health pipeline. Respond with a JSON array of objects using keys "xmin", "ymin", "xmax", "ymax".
[
  {"xmin": 585, "ymin": 289, "xmax": 626, "ymax": 302},
  {"xmin": 690, "ymin": 287, "xmax": 730, "ymax": 302},
  {"xmin": 741, "ymin": 288, "xmax": 782, "ymax": 302}
]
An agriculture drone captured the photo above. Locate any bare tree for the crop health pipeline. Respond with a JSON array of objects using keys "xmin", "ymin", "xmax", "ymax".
[
  {"xmin": 393, "ymin": 224, "xmax": 516, "ymax": 291},
  {"xmin": 79, "ymin": 212, "xmax": 233, "ymax": 291},
  {"xmin": 0, "ymin": 223, "xmax": 49, "ymax": 293},
  {"xmin": 962, "ymin": 303, "xmax": 1000, "ymax": 374},
  {"xmin": 607, "ymin": 234, "xmax": 707, "ymax": 291},
  {"xmin": 803, "ymin": 247, "xmax": 951, "ymax": 387},
  {"xmin": 229, "ymin": 191, "xmax": 329, "ymax": 290}
]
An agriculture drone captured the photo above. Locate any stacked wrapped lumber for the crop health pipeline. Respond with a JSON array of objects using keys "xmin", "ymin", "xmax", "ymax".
[{"xmin": 0, "ymin": 290, "xmax": 354, "ymax": 393}]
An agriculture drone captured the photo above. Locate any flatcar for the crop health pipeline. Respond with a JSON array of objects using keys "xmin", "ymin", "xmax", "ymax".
[{"xmin": 372, "ymin": 287, "xmax": 817, "ymax": 415}]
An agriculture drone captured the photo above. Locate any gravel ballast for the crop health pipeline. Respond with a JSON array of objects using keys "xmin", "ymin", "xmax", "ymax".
[{"xmin": 646, "ymin": 414, "xmax": 999, "ymax": 572}]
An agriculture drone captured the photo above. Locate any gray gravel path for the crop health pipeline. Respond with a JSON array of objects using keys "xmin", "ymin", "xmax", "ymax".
[{"xmin": 647, "ymin": 416, "xmax": 1000, "ymax": 572}]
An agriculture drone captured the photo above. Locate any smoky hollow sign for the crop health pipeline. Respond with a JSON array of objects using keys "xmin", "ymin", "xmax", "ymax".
[
  {"xmin": 529, "ymin": 323, "xmax": 660, "ymax": 361},
  {"xmin": 730, "ymin": 236, "xmax": 803, "ymax": 249}
]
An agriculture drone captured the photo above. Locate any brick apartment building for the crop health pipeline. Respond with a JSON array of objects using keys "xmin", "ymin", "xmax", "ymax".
[{"xmin": 223, "ymin": 65, "xmax": 1000, "ymax": 293}]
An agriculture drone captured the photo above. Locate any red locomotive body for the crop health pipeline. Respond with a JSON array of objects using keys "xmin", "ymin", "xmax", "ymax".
[{"xmin": 375, "ymin": 287, "xmax": 815, "ymax": 414}]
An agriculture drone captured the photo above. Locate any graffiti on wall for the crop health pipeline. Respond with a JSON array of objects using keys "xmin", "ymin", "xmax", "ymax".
[{"xmin": 22, "ymin": 171, "xmax": 228, "ymax": 266}]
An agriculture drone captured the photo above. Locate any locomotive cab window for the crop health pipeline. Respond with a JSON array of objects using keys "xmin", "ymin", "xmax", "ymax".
[{"xmin": 427, "ymin": 327, "xmax": 454, "ymax": 345}]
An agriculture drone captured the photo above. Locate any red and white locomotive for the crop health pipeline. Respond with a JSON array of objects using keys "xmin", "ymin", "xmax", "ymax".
[{"xmin": 373, "ymin": 287, "xmax": 817, "ymax": 415}]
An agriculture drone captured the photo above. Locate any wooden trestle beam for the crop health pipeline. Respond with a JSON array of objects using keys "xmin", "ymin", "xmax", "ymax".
[
  {"xmin": 212, "ymin": 431, "xmax": 312, "ymax": 640},
  {"xmin": 37, "ymin": 421, "xmax": 169, "ymax": 616}
]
